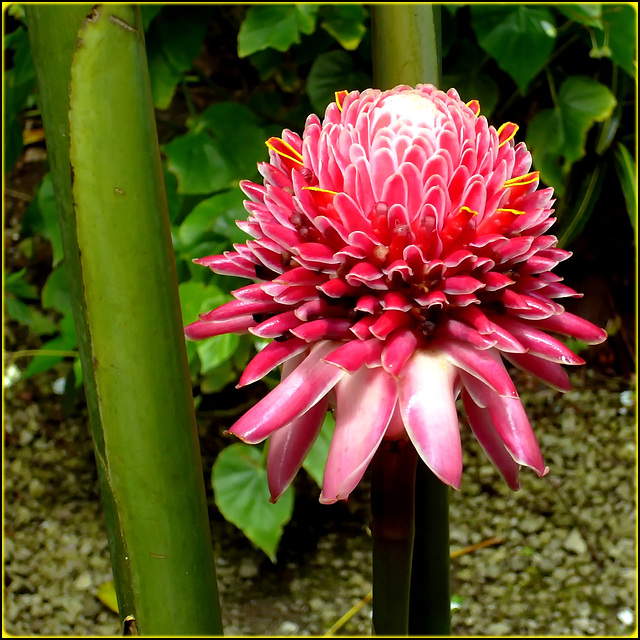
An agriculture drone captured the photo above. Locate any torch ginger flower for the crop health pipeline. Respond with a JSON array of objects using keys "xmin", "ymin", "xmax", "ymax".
[{"xmin": 185, "ymin": 85, "xmax": 606, "ymax": 504}]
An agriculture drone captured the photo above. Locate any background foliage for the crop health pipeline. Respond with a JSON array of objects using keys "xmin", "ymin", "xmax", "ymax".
[{"xmin": 4, "ymin": 3, "xmax": 636, "ymax": 558}]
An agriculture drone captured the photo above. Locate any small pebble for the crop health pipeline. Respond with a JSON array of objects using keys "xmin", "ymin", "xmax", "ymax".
[{"xmin": 563, "ymin": 528, "xmax": 588, "ymax": 554}]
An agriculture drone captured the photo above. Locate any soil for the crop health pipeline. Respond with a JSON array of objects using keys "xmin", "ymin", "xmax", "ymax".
[{"xmin": 3, "ymin": 359, "xmax": 637, "ymax": 636}]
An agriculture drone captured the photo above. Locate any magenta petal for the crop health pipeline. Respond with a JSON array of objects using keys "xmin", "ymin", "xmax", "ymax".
[
  {"xmin": 498, "ymin": 317, "xmax": 585, "ymax": 365},
  {"xmin": 290, "ymin": 318, "xmax": 353, "ymax": 342},
  {"xmin": 370, "ymin": 309, "xmax": 411, "ymax": 339},
  {"xmin": 193, "ymin": 253, "xmax": 257, "ymax": 278},
  {"xmin": 441, "ymin": 275, "xmax": 485, "ymax": 295},
  {"xmin": 437, "ymin": 339, "xmax": 517, "ymax": 398},
  {"xmin": 232, "ymin": 282, "xmax": 274, "ymax": 302},
  {"xmin": 184, "ymin": 316, "xmax": 256, "ymax": 340},
  {"xmin": 381, "ymin": 328, "xmax": 419, "ymax": 376},
  {"xmin": 320, "ymin": 367, "xmax": 398, "ymax": 503},
  {"xmin": 237, "ymin": 337, "xmax": 309, "ymax": 387},
  {"xmin": 399, "ymin": 350, "xmax": 463, "ymax": 489},
  {"xmin": 461, "ymin": 373, "xmax": 548, "ymax": 476},
  {"xmin": 229, "ymin": 341, "xmax": 345, "ymax": 443},
  {"xmin": 294, "ymin": 242, "xmax": 341, "ymax": 265},
  {"xmin": 267, "ymin": 396, "xmax": 329, "ymax": 503},
  {"xmin": 533, "ymin": 311, "xmax": 607, "ymax": 345},
  {"xmin": 439, "ymin": 318, "xmax": 496, "ymax": 350},
  {"xmin": 249, "ymin": 310, "xmax": 302, "ymax": 338},
  {"xmin": 273, "ymin": 266, "xmax": 326, "ymax": 286},
  {"xmin": 461, "ymin": 389, "xmax": 521, "ymax": 490},
  {"xmin": 504, "ymin": 352, "xmax": 572, "ymax": 392},
  {"xmin": 200, "ymin": 298, "xmax": 285, "ymax": 322},
  {"xmin": 324, "ymin": 337, "xmax": 384, "ymax": 372}
]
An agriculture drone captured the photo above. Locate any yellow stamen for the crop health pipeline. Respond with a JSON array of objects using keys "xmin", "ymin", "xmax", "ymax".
[
  {"xmin": 335, "ymin": 90, "xmax": 349, "ymax": 111},
  {"xmin": 265, "ymin": 137, "xmax": 304, "ymax": 166},
  {"xmin": 459, "ymin": 205, "xmax": 479, "ymax": 217},
  {"xmin": 302, "ymin": 186, "xmax": 339, "ymax": 195},
  {"xmin": 495, "ymin": 208, "xmax": 526, "ymax": 216},
  {"xmin": 503, "ymin": 171, "xmax": 539, "ymax": 188},
  {"xmin": 466, "ymin": 99, "xmax": 481, "ymax": 116},
  {"xmin": 497, "ymin": 122, "xmax": 519, "ymax": 148}
]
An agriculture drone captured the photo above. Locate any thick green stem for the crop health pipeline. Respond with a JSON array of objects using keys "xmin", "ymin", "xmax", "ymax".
[
  {"xmin": 371, "ymin": 4, "xmax": 450, "ymax": 636},
  {"xmin": 26, "ymin": 5, "xmax": 223, "ymax": 635},
  {"xmin": 370, "ymin": 439, "xmax": 418, "ymax": 635},
  {"xmin": 409, "ymin": 464, "xmax": 451, "ymax": 635},
  {"xmin": 371, "ymin": 4, "xmax": 441, "ymax": 89}
]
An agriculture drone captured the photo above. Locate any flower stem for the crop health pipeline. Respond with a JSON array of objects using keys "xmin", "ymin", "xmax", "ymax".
[
  {"xmin": 370, "ymin": 439, "xmax": 418, "ymax": 635},
  {"xmin": 409, "ymin": 463, "xmax": 451, "ymax": 635},
  {"xmin": 371, "ymin": 4, "xmax": 441, "ymax": 89},
  {"xmin": 371, "ymin": 5, "xmax": 449, "ymax": 634}
]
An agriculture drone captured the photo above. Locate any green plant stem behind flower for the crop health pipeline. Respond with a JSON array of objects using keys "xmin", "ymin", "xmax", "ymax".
[
  {"xmin": 370, "ymin": 440, "xmax": 418, "ymax": 635},
  {"xmin": 26, "ymin": 5, "xmax": 222, "ymax": 635},
  {"xmin": 371, "ymin": 4, "xmax": 451, "ymax": 636},
  {"xmin": 371, "ymin": 4, "xmax": 441, "ymax": 89}
]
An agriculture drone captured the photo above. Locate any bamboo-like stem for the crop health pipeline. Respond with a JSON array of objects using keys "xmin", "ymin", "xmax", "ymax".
[
  {"xmin": 371, "ymin": 4, "xmax": 451, "ymax": 636},
  {"xmin": 371, "ymin": 4, "xmax": 441, "ymax": 90},
  {"xmin": 370, "ymin": 439, "xmax": 418, "ymax": 635},
  {"xmin": 25, "ymin": 5, "xmax": 223, "ymax": 635}
]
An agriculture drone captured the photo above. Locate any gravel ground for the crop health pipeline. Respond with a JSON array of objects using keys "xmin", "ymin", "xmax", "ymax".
[{"xmin": 3, "ymin": 367, "xmax": 636, "ymax": 636}]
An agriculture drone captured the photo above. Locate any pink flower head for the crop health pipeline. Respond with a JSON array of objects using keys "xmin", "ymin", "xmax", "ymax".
[{"xmin": 186, "ymin": 85, "xmax": 606, "ymax": 503}]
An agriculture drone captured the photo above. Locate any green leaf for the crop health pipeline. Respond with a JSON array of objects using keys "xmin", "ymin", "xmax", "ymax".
[
  {"xmin": 212, "ymin": 443, "xmax": 294, "ymax": 561},
  {"xmin": 614, "ymin": 143, "xmax": 637, "ymax": 234},
  {"xmin": 22, "ymin": 173, "xmax": 64, "ymax": 266},
  {"xmin": 178, "ymin": 280, "xmax": 228, "ymax": 329},
  {"xmin": 144, "ymin": 7, "xmax": 211, "ymax": 109},
  {"xmin": 97, "ymin": 580, "xmax": 119, "ymax": 614},
  {"xmin": 21, "ymin": 264, "xmax": 78, "ymax": 377},
  {"xmin": 302, "ymin": 411, "xmax": 335, "ymax": 487},
  {"xmin": 162, "ymin": 163, "xmax": 182, "ymax": 224},
  {"xmin": 199, "ymin": 359, "xmax": 239, "ymax": 394},
  {"xmin": 28, "ymin": 309, "xmax": 59, "ymax": 337},
  {"xmin": 4, "ymin": 268, "xmax": 38, "ymax": 300},
  {"xmin": 557, "ymin": 76, "xmax": 617, "ymax": 165},
  {"xmin": 178, "ymin": 188, "xmax": 249, "ymax": 248},
  {"xmin": 4, "ymin": 26, "xmax": 37, "ymax": 169},
  {"xmin": 470, "ymin": 5, "xmax": 556, "ymax": 92},
  {"xmin": 139, "ymin": 5, "xmax": 162, "ymax": 31},
  {"xmin": 21, "ymin": 314, "xmax": 77, "ymax": 379},
  {"xmin": 238, "ymin": 4, "xmax": 320, "ymax": 57},
  {"xmin": 4, "ymin": 270, "xmax": 59, "ymax": 334},
  {"xmin": 527, "ymin": 77, "xmax": 616, "ymax": 191},
  {"xmin": 307, "ymin": 50, "xmax": 371, "ymax": 114},
  {"xmin": 164, "ymin": 130, "xmax": 233, "ymax": 195},
  {"xmin": 178, "ymin": 281, "xmax": 240, "ymax": 373},
  {"xmin": 594, "ymin": 4, "xmax": 637, "ymax": 77},
  {"xmin": 526, "ymin": 108, "xmax": 565, "ymax": 191},
  {"xmin": 197, "ymin": 334, "xmax": 240, "ymax": 374},
  {"xmin": 41, "ymin": 263, "xmax": 73, "ymax": 317},
  {"xmin": 556, "ymin": 162, "xmax": 606, "ymax": 248},
  {"xmin": 556, "ymin": 4, "xmax": 603, "ymax": 28},
  {"xmin": 4, "ymin": 297, "xmax": 33, "ymax": 325},
  {"xmin": 320, "ymin": 5, "xmax": 368, "ymax": 51},
  {"xmin": 592, "ymin": 5, "xmax": 635, "ymax": 71},
  {"xmin": 195, "ymin": 102, "xmax": 267, "ymax": 180}
]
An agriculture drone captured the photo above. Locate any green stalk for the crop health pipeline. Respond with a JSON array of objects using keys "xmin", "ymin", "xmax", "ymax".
[
  {"xmin": 371, "ymin": 4, "xmax": 451, "ymax": 636},
  {"xmin": 371, "ymin": 4, "xmax": 441, "ymax": 89},
  {"xmin": 370, "ymin": 440, "xmax": 418, "ymax": 635},
  {"xmin": 25, "ymin": 5, "xmax": 223, "ymax": 635},
  {"xmin": 409, "ymin": 463, "xmax": 451, "ymax": 635}
]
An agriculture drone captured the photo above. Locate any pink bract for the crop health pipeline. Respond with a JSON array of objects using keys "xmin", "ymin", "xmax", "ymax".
[{"xmin": 185, "ymin": 85, "xmax": 606, "ymax": 503}]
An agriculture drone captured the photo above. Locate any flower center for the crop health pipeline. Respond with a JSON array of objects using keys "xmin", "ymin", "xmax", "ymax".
[{"xmin": 380, "ymin": 92, "xmax": 445, "ymax": 128}]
